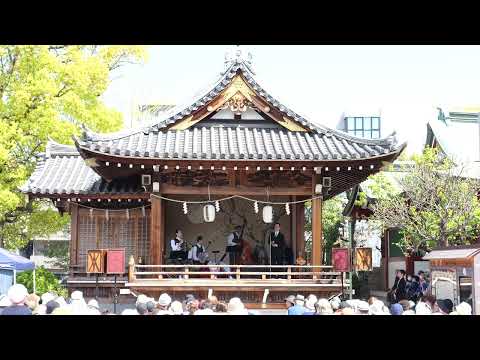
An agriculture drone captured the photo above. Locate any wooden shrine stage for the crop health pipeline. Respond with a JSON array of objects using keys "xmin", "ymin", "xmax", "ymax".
[{"xmin": 125, "ymin": 263, "xmax": 347, "ymax": 304}]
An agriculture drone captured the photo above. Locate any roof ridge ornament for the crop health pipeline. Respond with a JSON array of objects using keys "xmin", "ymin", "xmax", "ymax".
[{"xmin": 223, "ymin": 46, "xmax": 255, "ymax": 75}]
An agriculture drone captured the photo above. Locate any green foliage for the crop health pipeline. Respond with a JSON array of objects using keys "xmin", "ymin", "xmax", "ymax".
[
  {"xmin": 44, "ymin": 240, "xmax": 70, "ymax": 271},
  {"xmin": 0, "ymin": 45, "xmax": 147, "ymax": 250},
  {"xmin": 305, "ymin": 196, "xmax": 345, "ymax": 264},
  {"xmin": 371, "ymin": 147, "xmax": 480, "ymax": 253},
  {"xmin": 16, "ymin": 266, "xmax": 68, "ymax": 297}
]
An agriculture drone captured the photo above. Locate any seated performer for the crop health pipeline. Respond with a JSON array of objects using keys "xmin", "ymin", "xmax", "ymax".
[
  {"xmin": 191, "ymin": 236, "xmax": 206, "ymax": 265},
  {"xmin": 170, "ymin": 229, "xmax": 187, "ymax": 261},
  {"xmin": 225, "ymin": 225, "xmax": 242, "ymax": 266}
]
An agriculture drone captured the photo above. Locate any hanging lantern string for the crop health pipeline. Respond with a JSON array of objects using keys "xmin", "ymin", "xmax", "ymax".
[{"xmin": 65, "ymin": 193, "xmax": 323, "ymax": 211}]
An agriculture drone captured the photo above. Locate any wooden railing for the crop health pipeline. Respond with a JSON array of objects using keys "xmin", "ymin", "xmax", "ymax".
[{"xmin": 128, "ymin": 256, "xmax": 343, "ymax": 284}]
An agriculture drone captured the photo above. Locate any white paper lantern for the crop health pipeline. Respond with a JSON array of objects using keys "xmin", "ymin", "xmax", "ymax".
[
  {"xmin": 203, "ymin": 204, "xmax": 216, "ymax": 222},
  {"xmin": 262, "ymin": 205, "xmax": 273, "ymax": 223}
]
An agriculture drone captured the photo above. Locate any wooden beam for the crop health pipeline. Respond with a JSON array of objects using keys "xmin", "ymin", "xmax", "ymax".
[
  {"xmin": 311, "ymin": 172, "xmax": 323, "ymax": 266},
  {"xmin": 228, "ymin": 170, "xmax": 236, "ymax": 187},
  {"xmin": 312, "ymin": 197, "xmax": 323, "ymax": 266},
  {"xmin": 158, "ymin": 184, "xmax": 311, "ymax": 196},
  {"xmin": 70, "ymin": 204, "xmax": 79, "ymax": 266},
  {"xmin": 150, "ymin": 196, "xmax": 164, "ymax": 265},
  {"xmin": 295, "ymin": 200, "xmax": 305, "ymax": 259}
]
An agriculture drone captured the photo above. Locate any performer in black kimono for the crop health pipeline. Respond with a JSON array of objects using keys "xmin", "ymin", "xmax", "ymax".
[{"xmin": 269, "ymin": 222, "xmax": 286, "ymax": 276}]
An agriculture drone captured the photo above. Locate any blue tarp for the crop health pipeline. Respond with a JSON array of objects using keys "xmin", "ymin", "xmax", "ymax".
[{"xmin": 0, "ymin": 248, "xmax": 35, "ymax": 271}]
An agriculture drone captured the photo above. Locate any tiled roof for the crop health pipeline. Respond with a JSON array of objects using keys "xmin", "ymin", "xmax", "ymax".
[
  {"xmin": 77, "ymin": 56, "xmax": 404, "ymax": 162},
  {"xmin": 21, "ymin": 141, "xmax": 143, "ymax": 196},
  {"xmin": 77, "ymin": 126, "xmax": 400, "ymax": 161},
  {"xmin": 423, "ymin": 247, "xmax": 480, "ymax": 260}
]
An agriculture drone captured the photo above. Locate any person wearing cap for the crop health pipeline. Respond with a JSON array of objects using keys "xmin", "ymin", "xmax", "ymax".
[
  {"xmin": 284, "ymin": 295, "xmax": 295, "ymax": 313},
  {"xmin": 136, "ymin": 302, "xmax": 148, "ymax": 315},
  {"xmin": 287, "ymin": 294, "xmax": 306, "ymax": 315},
  {"xmin": 303, "ymin": 294, "xmax": 317, "ymax": 315},
  {"xmin": 46, "ymin": 300, "xmax": 60, "ymax": 314},
  {"xmin": 145, "ymin": 301, "xmax": 156, "ymax": 315},
  {"xmin": 390, "ymin": 303, "xmax": 403, "ymax": 315},
  {"xmin": 1, "ymin": 284, "xmax": 32, "ymax": 315}
]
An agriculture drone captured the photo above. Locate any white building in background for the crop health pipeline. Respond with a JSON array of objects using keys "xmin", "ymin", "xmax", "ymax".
[{"xmin": 30, "ymin": 230, "xmax": 69, "ymax": 275}]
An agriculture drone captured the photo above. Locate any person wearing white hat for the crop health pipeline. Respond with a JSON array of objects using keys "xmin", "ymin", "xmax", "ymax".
[
  {"xmin": 69, "ymin": 290, "xmax": 88, "ymax": 315},
  {"xmin": 136, "ymin": 294, "xmax": 149, "ymax": 305},
  {"xmin": 41, "ymin": 292, "xmax": 56, "ymax": 306},
  {"xmin": 329, "ymin": 296, "xmax": 341, "ymax": 312},
  {"xmin": 415, "ymin": 301, "xmax": 432, "ymax": 315},
  {"xmin": 227, "ymin": 297, "xmax": 249, "ymax": 315},
  {"xmin": 155, "ymin": 293, "xmax": 172, "ymax": 315},
  {"xmin": 455, "ymin": 302, "xmax": 472, "ymax": 315},
  {"xmin": 315, "ymin": 298, "xmax": 334, "ymax": 315},
  {"xmin": 304, "ymin": 294, "xmax": 317, "ymax": 315},
  {"xmin": 368, "ymin": 300, "xmax": 390, "ymax": 315},
  {"xmin": 1, "ymin": 284, "xmax": 31, "ymax": 315},
  {"xmin": 87, "ymin": 299, "xmax": 101, "ymax": 315},
  {"xmin": 355, "ymin": 301, "xmax": 370, "ymax": 315},
  {"xmin": 170, "ymin": 301, "xmax": 184, "ymax": 315}
]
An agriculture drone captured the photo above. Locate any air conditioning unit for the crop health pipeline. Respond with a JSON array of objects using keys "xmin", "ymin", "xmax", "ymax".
[
  {"xmin": 141, "ymin": 175, "xmax": 151, "ymax": 186},
  {"xmin": 322, "ymin": 177, "xmax": 332, "ymax": 188}
]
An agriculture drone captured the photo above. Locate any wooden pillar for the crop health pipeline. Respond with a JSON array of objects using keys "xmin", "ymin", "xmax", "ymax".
[
  {"xmin": 70, "ymin": 203, "xmax": 79, "ymax": 266},
  {"xmin": 150, "ymin": 196, "xmax": 164, "ymax": 265},
  {"xmin": 311, "ymin": 177, "xmax": 323, "ymax": 266},
  {"xmin": 312, "ymin": 197, "xmax": 323, "ymax": 266},
  {"xmin": 295, "ymin": 201, "xmax": 305, "ymax": 258}
]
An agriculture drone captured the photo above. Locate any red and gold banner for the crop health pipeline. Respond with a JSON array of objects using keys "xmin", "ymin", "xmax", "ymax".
[{"xmin": 332, "ymin": 248, "xmax": 351, "ymax": 272}]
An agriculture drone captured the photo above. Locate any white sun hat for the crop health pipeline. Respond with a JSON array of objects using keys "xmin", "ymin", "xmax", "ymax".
[
  {"xmin": 158, "ymin": 293, "xmax": 172, "ymax": 307},
  {"xmin": 7, "ymin": 284, "xmax": 28, "ymax": 305},
  {"xmin": 455, "ymin": 302, "xmax": 472, "ymax": 315}
]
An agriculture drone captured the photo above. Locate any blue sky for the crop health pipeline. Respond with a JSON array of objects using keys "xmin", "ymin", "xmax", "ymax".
[{"xmin": 102, "ymin": 45, "xmax": 480, "ymax": 155}]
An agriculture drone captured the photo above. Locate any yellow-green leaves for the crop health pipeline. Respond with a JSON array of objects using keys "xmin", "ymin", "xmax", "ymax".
[{"xmin": 0, "ymin": 45, "xmax": 147, "ymax": 249}]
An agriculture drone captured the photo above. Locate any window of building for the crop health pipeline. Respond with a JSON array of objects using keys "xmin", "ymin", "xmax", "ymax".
[{"xmin": 344, "ymin": 116, "xmax": 381, "ymax": 139}]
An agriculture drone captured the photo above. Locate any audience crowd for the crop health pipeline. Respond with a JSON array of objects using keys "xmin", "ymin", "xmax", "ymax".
[{"xmin": 0, "ymin": 279, "xmax": 473, "ymax": 316}]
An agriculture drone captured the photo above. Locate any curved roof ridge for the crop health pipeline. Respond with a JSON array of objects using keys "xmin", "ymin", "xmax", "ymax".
[{"xmin": 79, "ymin": 57, "xmax": 399, "ymax": 148}]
